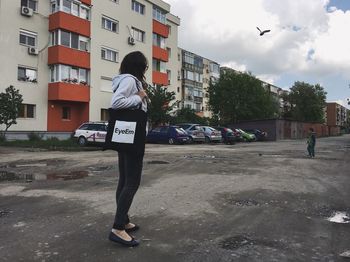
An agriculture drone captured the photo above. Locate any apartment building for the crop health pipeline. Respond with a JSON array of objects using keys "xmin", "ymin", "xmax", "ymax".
[
  {"xmin": 179, "ymin": 48, "xmax": 220, "ymax": 118},
  {"xmin": 0, "ymin": 0, "xmax": 180, "ymax": 133},
  {"xmin": 326, "ymin": 102, "xmax": 349, "ymax": 128}
]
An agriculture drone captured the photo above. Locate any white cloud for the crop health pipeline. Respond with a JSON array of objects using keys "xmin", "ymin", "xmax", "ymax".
[
  {"xmin": 329, "ymin": 99, "xmax": 350, "ymax": 109},
  {"xmin": 167, "ymin": 0, "xmax": 350, "ymax": 85}
]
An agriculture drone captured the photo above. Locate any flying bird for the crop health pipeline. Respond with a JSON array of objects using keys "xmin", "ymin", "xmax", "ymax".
[{"xmin": 256, "ymin": 27, "xmax": 271, "ymax": 36}]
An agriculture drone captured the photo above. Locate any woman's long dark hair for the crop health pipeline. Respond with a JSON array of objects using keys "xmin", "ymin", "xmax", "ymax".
[{"xmin": 119, "ymin": 51, "xmax": 148, "ymax": 83}]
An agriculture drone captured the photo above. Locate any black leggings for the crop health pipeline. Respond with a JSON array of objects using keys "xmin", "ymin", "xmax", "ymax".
[{"xmin": 113, "ymin": 152, "xmax": 144, "ymax": 230}]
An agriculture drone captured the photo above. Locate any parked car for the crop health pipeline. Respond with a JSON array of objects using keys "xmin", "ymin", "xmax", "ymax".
[
  {"xmin": 235, "ymin": 128, "xmax": 256, "ymax": 142},
  {"xmin": 214, "ymin": 127, "xmax": 241, "ymax": 144},
  {"xmin": 244, "ymin": 129, "xmax": 268, "ymax": 141},
  {"xmin": 200, "ymin": 126, "xmax": 222, "ymax": 143},
  {"xmin": 177, "ymin": 124, "xmax": 206, "ymax": 143},
  {"xmin": 147, "ymin": 126, "xmax": 190, "ymax": 144},
  {"xmin": 73, "ymin": 122, "xmax": 108, "ymax": 146}
]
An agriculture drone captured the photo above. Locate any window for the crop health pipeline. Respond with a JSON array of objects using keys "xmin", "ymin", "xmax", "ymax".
[
  {"xmin": 62, "ymin": 107, "xmax": 71, "ymax": 120},
  {"xmin": 53, "ymin": 0, "xmax": 89, "ymax": 19},
  {"xmin": 194, "ymin": 56, "xmax": 204, "ymax": 68},
  {"xmin": 102, "ymin": 16, "xmax": 119, "ymax": 33},
  {"xmin": 50, "ymin": 65, "xmax": 89, "ymax": 85},
  {"xmin": 183, "ymin": 52, "xmax": 194, "ymax": 64},
  {"xmin": 167, "ymin": 47, "xmax": 171, "ymax": 58},
  {"xmin": 19, "ymin": 30, "xmax": 37, "ymax": 47},
  {"xmin": 132, "ymin": 1, "xmax": 145, "ymax": 15},
  {"xmin": 61, "ymin": 30, "xmax": 70, "ymax": 47},
  {"xmin": 71, "ymin": 33, "xmax": 79, "ymax": 49},
  {"xmin": 80, "ymin": 6, "xmax": 89, "ymax": 19},
  {"xmin": 101, "ymin": 109, "xmax": 109, "ymax": 121},
  {"xmin": 152, "ymin": 59, "xmax": 166, "ymax": 73},
  {"xmin": 50, "ymin": 31, "xmax": 59, "ymax": 46},
  {"xmin": 62, "ymin": 0, "xmax": 71, "ymax": 13},
  {"xmin": 21, "ymin": 0, "xmax": 37, "ymax": 11},
  {"xmin": 101, "ymin": 47, "xmax": 118, "ymax": 62},
  {"xmin": 51, "ymin": 30, "xmax": 89, "ymax": 51},
  {"xmin": 72, "ymin": 2, "xmax": 79, "ymax": 16},
  {"xmin": 18, "ymin": 66, "xmax": 37, "ymax": 83},
  {"xmin": 153, "ymin": 33, "xmax": 165, "ymax": 48},
  {"xmin": 153, "ymin": 6, "xmax": 166, "ymax": 24},
  {"xmin": 19, "ymin": 104, "xmax": 35, "ymax": 118},
  {"xmin": 210, "ymin": 63, "xmax": 220, "ymax": 74},
  {"xmin": 50, "ymin": 0, "xmax": 57, "ymax": 13},
  {"xmin": 167, "ymin": 25, "xmax": 171, "ymax": 35},
  {"xmin": 131, "ymin": 27, "xmax": 145, "ymax": 42},
  {"xmin": 79, "ymin": 36, "xmax": 89, "ymax": 51},
  {"xmin": 167, "ymin": 70, "xmax": 171, "ymax": 84}
]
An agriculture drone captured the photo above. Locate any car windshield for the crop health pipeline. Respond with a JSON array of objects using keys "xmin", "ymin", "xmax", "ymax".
[
  {"xmin": 226, "ymin": 128, "xmax": 233, "ymax": 132},
  {"xmin": 175, "ymin": 128, "xmax": 187, "ymax": 135},
  {"xmin": 179, "ymin": 124, "xmax": 190, "ymax": 130}
]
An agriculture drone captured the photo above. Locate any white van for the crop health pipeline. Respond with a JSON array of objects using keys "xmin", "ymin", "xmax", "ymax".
[{"xmin": 73, "ymin": 122, "xmax": 108, "ymax": 146}]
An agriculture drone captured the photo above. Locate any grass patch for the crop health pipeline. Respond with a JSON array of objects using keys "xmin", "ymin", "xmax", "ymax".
[{"xmin": 0, "ymin": 138, "xmax": 102, "ymax": 151}]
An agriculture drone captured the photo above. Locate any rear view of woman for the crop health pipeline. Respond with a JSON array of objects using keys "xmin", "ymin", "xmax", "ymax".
[{"xmin": 108, "ymin": 51, "xmax": 148, "ymax": 247}]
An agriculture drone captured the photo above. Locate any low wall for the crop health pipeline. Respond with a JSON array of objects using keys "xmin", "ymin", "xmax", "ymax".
[
  {"xmin": 3, "ymin": 131, "xmax": 72, "ymax": 141},
  {"xmin": 230, "ymin": 119, "xmax": 332, "ymax": 141}
]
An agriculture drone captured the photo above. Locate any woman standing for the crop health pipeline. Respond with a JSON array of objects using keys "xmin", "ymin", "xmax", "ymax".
[{"xmin": 109, "ymin": 51, "xmax": 148, "ymax": 247}]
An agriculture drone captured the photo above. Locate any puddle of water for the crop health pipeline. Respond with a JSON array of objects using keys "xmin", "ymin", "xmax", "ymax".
[
  {"xmin": 0, "ymin": 209, "xmax": 12, "ymax": 218},
  {"xmin": 231, "ymin": 199, "xmax": 260, "ymax": 207},
  {"xmin": 15, "ymin": 163, "xmax": 47, "ymax": 168},
  {"xmin": 147, "ymin": 161, "xmax": 170, "ymax": 165},
  {"xmin": 45, "ymin": 171, "xmax": 90, "ymax": 181},
  {"xmin": 0, "ymin": 171, "xmax": 89, "ymax": 182},
  {"xmin": 327, "ymin": 212, "xmax": 350, "ymax": 223}
]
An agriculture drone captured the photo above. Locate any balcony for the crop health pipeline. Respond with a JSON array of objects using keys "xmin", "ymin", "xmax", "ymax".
[
  {"xmin": 48, "ymin": 46, "xmax": 90, "ymax": 69},
  {"xmin": 153, "ymin": 46, "xmax": 168, "ymax": 62},
  {"xmin": 81, "ymin": 0, "xmax": 91, "ymax": 5},
  {"xmin": 152, "ymin": 71, "xmax": 168, "ymax": 86},
  {"xmin": 153, "ymin": 20, "xmax": 169, "ymax": 38},
  {"xmin": 49, "ymin": 11, "xmax": 90, "ymax": 37},
  {"xmin": 194, "ymin": 97, "xmax": 203, "ymax": 103},
  {"xmin": 48, "ymin": 82, "xmax": 90, "ymax": 102}
]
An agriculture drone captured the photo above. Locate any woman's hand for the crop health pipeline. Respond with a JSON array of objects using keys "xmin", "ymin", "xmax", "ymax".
[{"xmin": 137, "ymin": 90, "xmax": 147, "ymax": 100}]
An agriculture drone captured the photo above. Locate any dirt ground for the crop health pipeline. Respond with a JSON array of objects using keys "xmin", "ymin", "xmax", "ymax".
[{"xmin": 0, "ymin": 135, "xmax": 349, "ymax": 262}]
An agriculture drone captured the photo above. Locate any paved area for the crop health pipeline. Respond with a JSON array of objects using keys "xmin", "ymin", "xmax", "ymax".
[{"xmin": 0, "ymin": 135, "xmax": 349, "ymax": 262}]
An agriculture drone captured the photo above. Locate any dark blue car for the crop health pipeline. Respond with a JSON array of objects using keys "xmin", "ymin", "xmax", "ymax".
[{"xmin": 147, "ymin": 126, "xmax": 190, "ymax": 144}]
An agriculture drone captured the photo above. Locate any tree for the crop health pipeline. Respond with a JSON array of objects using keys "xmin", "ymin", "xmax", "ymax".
[
  {"xmin": 171, "ymin": 107, "xmax": 209, "ymax": 125},
  {"xmin": 147, "ymin": 85, "xmax": 176, "ymax": 126},
  {"xmin": 0, "ymin": 85, "xmax": 23, "ymax": 135},
  {"xmin": 207, "ymin": 70, "xmax": 279, "ymax": 125},
  {"xmin": 283, "ymin": 81, "xmax": 327, "ymax": 122}
]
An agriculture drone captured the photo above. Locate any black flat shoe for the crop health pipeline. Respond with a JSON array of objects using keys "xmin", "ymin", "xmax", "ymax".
[
  {"xmin": 109, "ymin": 232, "xmax": 139, "ymax": 247},
  {"xmin": 125, "ymin": 224, "xmax": 139, "ymax": 233}
]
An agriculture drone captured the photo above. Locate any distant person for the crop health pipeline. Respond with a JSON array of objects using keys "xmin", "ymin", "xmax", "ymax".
[
  {"xmin": 108, "ymin": 51, "xmax": 148, "ymax": 247},
  {"xmin": 307, "ymin": 128, "xmax": 316, "ymax": 158}
]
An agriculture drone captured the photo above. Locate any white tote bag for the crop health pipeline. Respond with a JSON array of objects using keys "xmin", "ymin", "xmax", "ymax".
[{"xmin": 111, "ymin": 120, "xmax": 137, "ymax": 144}]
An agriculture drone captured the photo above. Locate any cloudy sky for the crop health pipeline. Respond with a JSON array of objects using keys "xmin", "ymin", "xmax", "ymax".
[{"xmin": 167, "ymin": 0, "xmax": 350, "ymax": 108}]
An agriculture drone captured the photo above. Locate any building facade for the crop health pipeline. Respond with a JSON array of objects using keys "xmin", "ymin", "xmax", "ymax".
[
  {"xmin": 179, "ymin": 48, "xmax": 220, "ymax": 118},
  {"xmin": 0, "ymin": 0, "xmax": 180, "ymax": 133},
  {"xmin": 326, "ymin": 102, "xmax": 349, "ymax": 128}
]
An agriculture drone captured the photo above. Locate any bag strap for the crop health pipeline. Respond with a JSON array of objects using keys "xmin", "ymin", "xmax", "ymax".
[{"xmin": 134, "ymin": 79, "xmax": 143, "ymax": 110}]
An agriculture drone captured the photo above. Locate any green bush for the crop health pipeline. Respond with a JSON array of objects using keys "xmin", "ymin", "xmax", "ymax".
[
  {"xmin": 27, "ymin": 132, "xmax": 43, "ymax": 141},
  {"xmin": 46, "ymin": 136, "xmax": 60, "ymax": 142},
  {"xmin": 0, "ymin": 132, "xmax": 6, "ymax": 142}
]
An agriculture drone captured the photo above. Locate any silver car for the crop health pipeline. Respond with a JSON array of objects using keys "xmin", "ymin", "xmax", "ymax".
[
  {"xmin": 177, "ymin": 123, "xmax": 206, "ymax": 143},
  {"xmin": 200, "ymin": 126, "xmax": 222, "ymax": 143}
]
